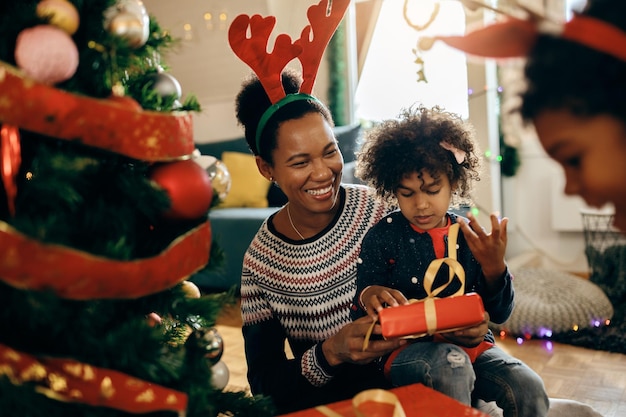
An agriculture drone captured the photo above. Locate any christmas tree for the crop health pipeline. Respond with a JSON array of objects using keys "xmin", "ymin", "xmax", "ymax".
[{"xmin": 0, "ymin": 1, "xmax": 273, "ymax": 415}]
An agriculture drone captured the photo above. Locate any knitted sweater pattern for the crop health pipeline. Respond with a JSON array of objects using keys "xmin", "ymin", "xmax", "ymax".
[{"xmin": 241, "ymin": 185, "xmax": 388, "ymax": 386}]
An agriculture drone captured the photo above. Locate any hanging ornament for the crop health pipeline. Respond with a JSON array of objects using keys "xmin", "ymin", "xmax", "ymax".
[
  {"xmin": 1, "ymin": 125, "xmax": 21, "ymax": 217},
  {"xmin": 145, "ymin": 71, "xmax": 183, "ymax": 100},
  {"xmin": 195, "ymin": 155, "xmax": 231, "ymax": 202},
  {"xmin": 104, "ymin": 0, "xmax": 150, "ymax": 48},
  {"xmin": 180, "ymin": 280, "xmax": 201, "ymax": 299},
  {"xmin": 150, "ymin": 159, "xmax": 213, "ymax": 220},
  {"xmin": 146, "ymin": 312, "xmax": 162, "ymax": 327},
  {"xmin": 211, "ymin": 360, "xmax": 230, "ymax": 390},
  {"xmin": 36, "ymin": 0, "xmax": 80, "ymax": 35},
  {"xmin": 14, "ymin": 25, "xmax": 79, "ymax": 85},
  {"xmin": 202, "ymin": 327, "xmax": 224, "ymax": 364},
  {"xmin": 403, "ymin": 0, "xmax": 440, "ymax": 84},
  {"xmin": 187, "ymin": 327, "xmax": 224, "ymax": 365}
]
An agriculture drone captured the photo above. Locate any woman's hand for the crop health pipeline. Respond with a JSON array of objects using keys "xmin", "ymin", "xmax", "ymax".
[
  {"xmin": 360, "ymin": 285, "xmax": 409, "ymax": 321},
  {"xmin": 439, "ymin": 311, "xmax": 490, "ymax": 347},
  {"xmin": 322, "ymin": 316, "xmax": 407, "ymax": 366},
  {"xmin": 457, "ymin": 212, "xmax": 508, "ymax": 291}
]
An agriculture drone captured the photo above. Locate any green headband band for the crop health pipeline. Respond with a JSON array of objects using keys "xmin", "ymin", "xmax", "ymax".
[{"xmin": 255, "ymin": 93, "xmax": 322, "ymax": 154}]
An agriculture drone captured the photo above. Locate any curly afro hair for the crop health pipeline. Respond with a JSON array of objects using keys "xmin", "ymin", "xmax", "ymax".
[{"xmin": 356, "ymin": 105, "xmax": 481, "ymax": 207}]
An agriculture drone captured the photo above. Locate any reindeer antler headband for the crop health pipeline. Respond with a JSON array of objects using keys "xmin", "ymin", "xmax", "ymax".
[
  {"xmin": 228, "ymin": 0, "xmax": 350, "ymax": 153},
  {"xmin": 419, "ymin": 1, "xmax": 626, "ymax": 63}
]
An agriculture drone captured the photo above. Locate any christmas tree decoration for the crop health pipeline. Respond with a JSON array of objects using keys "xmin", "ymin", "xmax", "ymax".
[
  {"xmin": 145, "ymin": 71, "xmax": 183, "ymax": 100},
  {"xmin": 0, "ymin": 1, "xmax": 273, "ymax": 416},
  {"xmin": 150, "ymin": 159, "xmax": 214, "ymax": 220},
  {"xmin": 0, "ymin": 124, "xmax": 21, "ymax": 216},
  {"xmin": 196, "ymin": 155, "xmax": 232, "ymax": 202},
  {"xmin": 14, "ymin": 25, "xmax": 79, "ymax": 85},
  {"xmin": 104, "ymin": 0, "xmax": 150, "ymax": 49},
  {"xmin": 146, "ymin": 311, "xmax": 163, "ymax": 327},
  {"xmin": 203, "ymin": 327, "xmax": 225, "ymax": 364},
  {"xmin": 181, "ymin": 279, "xmax": 202, "ymax": 299},
  {"xmin": 211, "ymin": 360, "xmax": 230, "ymax": 390},
  {"xmin": 36, "ymin": 0, "xmax": 80, "ymax": 35}
]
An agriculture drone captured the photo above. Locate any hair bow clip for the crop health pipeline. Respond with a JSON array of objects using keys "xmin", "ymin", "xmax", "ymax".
[{"xmin": 440, "ymin": 141, "xmax": 465, "ymax": 164}]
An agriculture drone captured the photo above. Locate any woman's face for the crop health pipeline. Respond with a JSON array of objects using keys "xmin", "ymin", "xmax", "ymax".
[
  {"xmin": 263, "ymin": 112, "xmax": 343, "ymax": 214},
  {"xmin": 534, "ymin": 109, "xmax": 626, "ymax": 231}
]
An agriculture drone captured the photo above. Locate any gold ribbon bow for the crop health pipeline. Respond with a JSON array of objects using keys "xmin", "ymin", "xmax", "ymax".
[{"xmin": 315, "ymin": 389, "xmax": 406, "ymax": 417}]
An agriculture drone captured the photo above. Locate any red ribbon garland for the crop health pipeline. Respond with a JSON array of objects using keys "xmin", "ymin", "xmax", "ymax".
[
  {"xmin": 0, "ymin": 124, "xmax": 21, "ymax": 216},
  {"xmin": 0, "ymin": 220, "xmax": 211, "ymax": 300},
  {"xmin": 0, "ymin": 343, "xmax": 187, "ymax": 414}
]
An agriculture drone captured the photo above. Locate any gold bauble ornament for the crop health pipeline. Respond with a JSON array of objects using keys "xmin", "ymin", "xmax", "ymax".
[
  {"xmin": 180, "ymin": 280, "xmax": 201, "ymax": 299},
  {"xmin": 36, "ymin": 0, "xmax": 80, "ymax": 35}
]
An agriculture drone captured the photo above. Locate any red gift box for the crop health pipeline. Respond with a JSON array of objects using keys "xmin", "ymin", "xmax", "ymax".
[
  {"xmin": 379, "ymin": 293, "xmax": 486, "ymax": 339},
  {"xmin": 278, "ymin": 383, "xmax": 490, "ymax": 417}
]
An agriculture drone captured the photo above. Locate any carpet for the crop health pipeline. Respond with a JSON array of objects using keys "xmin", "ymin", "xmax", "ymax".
[{"xmin": 552, "ymin": 245, "xmax": 626, "ymax": 355}]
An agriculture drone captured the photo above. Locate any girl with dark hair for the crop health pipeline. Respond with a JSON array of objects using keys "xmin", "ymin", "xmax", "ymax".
[
  {"xmin": 428, "ymin": 0, "xmax": 626, "ymax": 232},
  {"xmin": 352, "ymin": 105, "xmax": 548, "ymax": 417}
]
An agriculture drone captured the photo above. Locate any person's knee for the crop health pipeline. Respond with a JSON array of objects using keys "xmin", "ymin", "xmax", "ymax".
[{"xmin": 391, "ymin": 343, "xmax": 475, "ymax": 386}]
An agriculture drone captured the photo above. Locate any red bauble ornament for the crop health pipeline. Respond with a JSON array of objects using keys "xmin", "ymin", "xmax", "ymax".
[{"xmin": 150, "ymin": 159, "xmax": 213, "ymax": 220}]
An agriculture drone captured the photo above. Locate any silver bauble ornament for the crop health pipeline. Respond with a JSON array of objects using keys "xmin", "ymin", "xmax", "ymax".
[
  {"xmin": 210, "ymin": 360, "xmax": 230, "ymax": 390},
  {"xmin": 104, "ymin": 0, "xmax": 149, "ymax": 48},
  {"xmin": 107, "ymin": 11, "xmax": 146, "ymax": 48},
  {"xmin": 195, "ymin": 155, "xmax": 231, "ymax": 201},
  {"xmin": 146, "ymin": 72, "xmax": 183, "ymax": 100}
]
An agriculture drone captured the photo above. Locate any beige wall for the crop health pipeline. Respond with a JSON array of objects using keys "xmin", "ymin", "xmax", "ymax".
[{"xmin": 149, "ymin": 0, "xmax": 330, "ymax": 143}]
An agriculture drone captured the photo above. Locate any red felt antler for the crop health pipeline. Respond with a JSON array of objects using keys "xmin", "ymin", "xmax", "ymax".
[
  {"xmin": 423, "ymin": 17, "xmax": 537, "ymax": 59},
  {"xmin": 296, "ymin": 0, "xmax": 351, "ymax": 94},
  {"xmin": 228, "ymin": 13, "xmax": 303, "ymax": 104},
  {"xmin": 229, "ymin": 0, "xmax": 349, "ymax": 103}
]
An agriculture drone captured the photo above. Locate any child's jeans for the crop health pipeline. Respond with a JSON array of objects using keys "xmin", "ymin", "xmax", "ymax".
[{"xmin": 388, "ymin": 342, "xmax": 550, "ymax": 417}]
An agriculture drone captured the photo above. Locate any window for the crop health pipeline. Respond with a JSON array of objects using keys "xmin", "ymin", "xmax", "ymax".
[{"xmin": 354, "ymin": 0, "xmax": 468, "ymax": 122}]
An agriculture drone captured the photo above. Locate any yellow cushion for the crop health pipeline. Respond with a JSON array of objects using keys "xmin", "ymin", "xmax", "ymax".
[{"xmin": 217, "ymin": 151, "xmax": 271, "ymax": 208}]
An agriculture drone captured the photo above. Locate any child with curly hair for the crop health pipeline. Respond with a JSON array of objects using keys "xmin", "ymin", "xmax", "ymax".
[
  {"xmin": 427, "ymin": 0, "xmax": 626, "ymax": 233},
  {"xmin": 351, "ymin": 105, "xmax": 548, "ymax": 416}
]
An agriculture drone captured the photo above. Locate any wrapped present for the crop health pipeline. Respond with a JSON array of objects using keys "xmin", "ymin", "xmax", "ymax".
[
  {"xmin": 379, "ymin": 292, "xmax": 486, "ymax": 339},
  {"xmin": 278, "ymin": 383, "xmax": 490, "ymax": 417}
]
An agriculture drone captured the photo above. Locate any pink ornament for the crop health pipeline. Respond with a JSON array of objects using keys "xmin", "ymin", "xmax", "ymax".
[
  {"xmin": 14, "ymin": 25, "xmax": 79, "ymax": 85},
  {"xmin": 150, "ymin": 160, "xmax": 213, "ymax": 220},
  {"xmin": 146, "ymin": 312, "xmax": 162, "ymax": 327}
]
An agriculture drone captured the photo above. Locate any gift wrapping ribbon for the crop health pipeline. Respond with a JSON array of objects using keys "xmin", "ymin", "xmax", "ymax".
[
  {"xmin": 0, "ymin": 343, "xmax": 187, "ymax": 414},
  {"xmin": 315, "ymin": 389, "xmax": 406, "ymax": 417},
  {"xmin": 362, "ymin": 224, "xmax": 465, "ymax": 350}
]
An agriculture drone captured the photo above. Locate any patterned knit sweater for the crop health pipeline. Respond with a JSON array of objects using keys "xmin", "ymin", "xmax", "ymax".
[{"xmin": 240, "ymin": 184, "xmax": 389, "ymax": 413}]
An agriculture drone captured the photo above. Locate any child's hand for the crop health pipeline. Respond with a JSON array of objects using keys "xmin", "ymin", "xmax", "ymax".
[
  {"xmin": 360, "ymin": 285, "xmax": 409, "ymax": 321},
  {"xmin": 439, "ymin": 311, "xmax": 490, "ymax": 347},
  {"xmin": 457, "ymin": 212, "xmax": 508, "ymax": 291}
]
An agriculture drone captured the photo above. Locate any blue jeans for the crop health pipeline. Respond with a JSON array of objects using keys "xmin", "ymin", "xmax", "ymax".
[{"xmin": 388, "ymin": 342, "xmax": 549, "ymax": 417}]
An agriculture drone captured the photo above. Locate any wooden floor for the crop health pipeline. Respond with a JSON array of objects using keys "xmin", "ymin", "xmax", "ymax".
[{"xmin": 215, "ymin": 301, "xmax": 626, "ymax": 417}]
